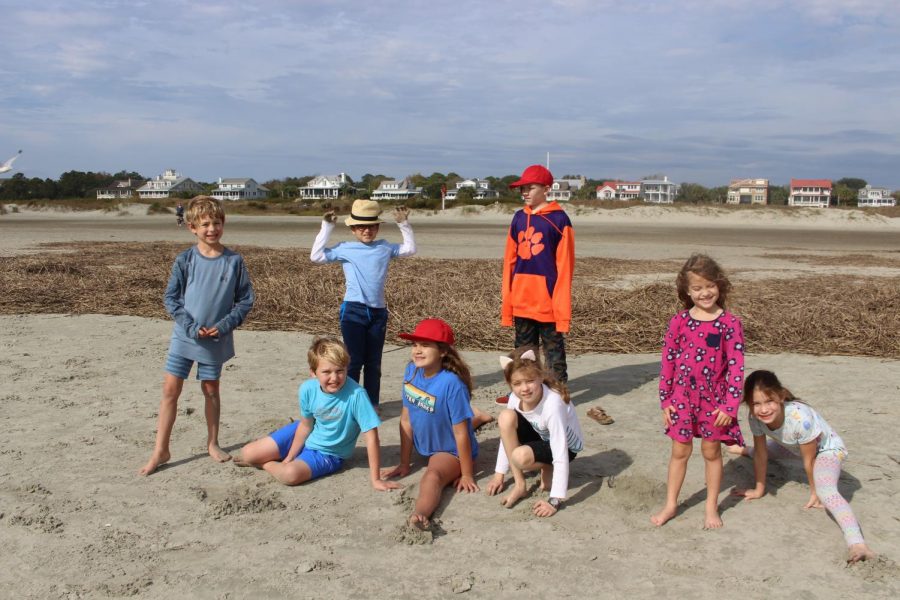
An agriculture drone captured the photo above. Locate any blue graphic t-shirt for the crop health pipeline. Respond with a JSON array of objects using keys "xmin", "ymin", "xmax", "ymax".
[
  {"xmin": 402, "ymin": 363, "xmax": 477, "ymax": 458},
  {"xmin": 300, "ymin": 377, "xmax": 381, "ymax": 459}
]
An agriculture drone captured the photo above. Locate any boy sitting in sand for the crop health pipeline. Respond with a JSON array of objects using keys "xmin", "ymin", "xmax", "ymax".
[
  {"xmin": 236, "ymin": 337, "xmax": 400, "ymax": 490},
  {"xmin": 140, "ymin": 196, "xmax": 255, "ymax": 476}
]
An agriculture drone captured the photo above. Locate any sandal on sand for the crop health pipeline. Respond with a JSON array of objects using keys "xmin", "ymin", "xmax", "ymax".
[{"xmin": 587, "ymin": 406, "xmax": 614, "ymax": 425}]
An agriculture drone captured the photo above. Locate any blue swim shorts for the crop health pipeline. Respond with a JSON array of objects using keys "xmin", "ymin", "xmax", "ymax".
[
  {"xmin": 165, "ymin": 353, "xmax": 222, "ymax": 381},
  {"xmin": 269, "ymin": 421, "xmax": 345, "ymax": 480}
]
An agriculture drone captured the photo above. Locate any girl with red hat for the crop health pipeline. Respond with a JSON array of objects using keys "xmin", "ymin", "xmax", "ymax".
[{"xmin": 382, "ymin": 318, "xmax": 488, "ymax": 530}]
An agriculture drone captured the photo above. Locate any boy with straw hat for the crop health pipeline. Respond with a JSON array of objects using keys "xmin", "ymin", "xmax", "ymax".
[{"xmin": 310, "ymin": 199, "xmax": 416, "ymax": 407}]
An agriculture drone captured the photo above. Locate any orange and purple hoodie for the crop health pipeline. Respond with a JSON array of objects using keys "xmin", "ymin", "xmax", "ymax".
[{"xmin": 501, "ymin": 201, "xmax": 575, "ymax": 332}]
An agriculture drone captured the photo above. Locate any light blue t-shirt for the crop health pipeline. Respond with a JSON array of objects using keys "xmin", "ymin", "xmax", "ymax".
[
  {"xmin": 324, "ymin": 240, "xmax": 401, "ymax": 308},
  {"xmin": 402, "ymin": 363, "xmax": 477, "ymax": 459},
  {"xmin": 166, "ymin": 246, "xmax": 255, "ymax": 365},
  {"xmin": 300, "ymin": 377, "xmax": 381, "ymax": 459},
  {"xmin": 748, "ymin": 401, "xmax": 847, "ymax": 457}
]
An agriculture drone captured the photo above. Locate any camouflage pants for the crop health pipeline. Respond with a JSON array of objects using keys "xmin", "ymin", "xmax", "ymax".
[{"xmin": 513, "ymin": 317, "xmax": 568, "ymax": 383}]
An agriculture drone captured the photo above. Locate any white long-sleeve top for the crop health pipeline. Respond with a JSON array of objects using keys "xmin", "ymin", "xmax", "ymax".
[{"xmin": 494, "ymin": 384, "xmax": 584, "ymax": 499}]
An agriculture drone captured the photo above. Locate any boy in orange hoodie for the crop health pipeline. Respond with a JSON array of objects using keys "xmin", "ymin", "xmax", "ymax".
[{"xmin": 501, "ymin": 164, "xmax": 574, "ymax": 384}]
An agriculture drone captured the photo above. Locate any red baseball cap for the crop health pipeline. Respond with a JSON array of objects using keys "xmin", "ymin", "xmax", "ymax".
[
  {"xmin": 509, "ymin": 164, "xmax": 554, "ymax": 188},
  {"xmin": 398, "ymin": 318, "xmax": 456, "ymax": 345}
]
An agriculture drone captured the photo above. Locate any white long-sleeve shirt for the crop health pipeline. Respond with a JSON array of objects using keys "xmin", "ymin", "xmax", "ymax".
[
  {"xmin": 309, "ymin": 220, "xmax": 416, "ymax": 307},
  {"xmin": 494, "ymin": 385, "xmax": 584, "ymax": 499}
]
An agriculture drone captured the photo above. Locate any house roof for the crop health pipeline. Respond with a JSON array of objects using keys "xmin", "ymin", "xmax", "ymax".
[{"xmin": 791, "ymin": 179, "xmax": 832, "ymax": 189}]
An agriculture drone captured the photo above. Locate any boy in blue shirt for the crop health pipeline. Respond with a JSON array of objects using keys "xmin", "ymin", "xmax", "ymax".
[
  {"xmin": 140, "ymin": 196, "xmax": 255, "ymax": 476},
  {"xmin": 310, "ymin": 199, "xmax": 416, "ymax": 407},
  {"xmin": 236, "ymin": 337, "xmax": 401, "ymax": 490}
]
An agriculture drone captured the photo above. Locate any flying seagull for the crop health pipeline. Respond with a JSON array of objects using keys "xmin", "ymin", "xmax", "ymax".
[{"xmin": 0, "ymin": 150, "xmax": 22, "ymax": 174}]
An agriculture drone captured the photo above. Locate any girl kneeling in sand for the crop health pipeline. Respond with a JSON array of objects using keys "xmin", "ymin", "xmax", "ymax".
[
  {"xmin": 486, "ymin": 347, "xmax": 584, "ymax": 517},
  {"xmin": 729, "ymin": 369, "xmax": 876, "ymax": 564},
  {"xmin": 381, "ymin": 318, "xmax": 482, "ymax": 530}
]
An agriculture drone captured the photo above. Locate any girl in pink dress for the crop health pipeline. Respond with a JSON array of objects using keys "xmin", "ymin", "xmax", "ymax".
[{"xmin": 651, "ymin": 254, "xmax": 745, "ymax": 529}]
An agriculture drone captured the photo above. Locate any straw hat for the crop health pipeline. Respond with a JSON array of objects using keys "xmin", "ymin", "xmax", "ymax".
[{"xmin": 344, "ymin": 199, "xmax": 384, "ymax": 226}]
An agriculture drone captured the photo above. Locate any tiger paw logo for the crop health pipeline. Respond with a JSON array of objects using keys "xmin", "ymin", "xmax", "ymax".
[{"xmin": 516, "ymin": 226, "xmax": 544, "ymax": 259}]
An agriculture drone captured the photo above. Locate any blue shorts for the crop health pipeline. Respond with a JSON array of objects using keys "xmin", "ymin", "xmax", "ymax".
[
  {"xmin": 165, "ymin": 353, "xmax": 223, "ymax": 381},
  {"xmin": 269, "ymin": 421, "xmax": 345, "ymax": 480}
]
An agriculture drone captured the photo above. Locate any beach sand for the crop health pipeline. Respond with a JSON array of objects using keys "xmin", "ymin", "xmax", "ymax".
[{"xmin": 1, "ymin": 205, "xmax": 898, "ymax": 598}]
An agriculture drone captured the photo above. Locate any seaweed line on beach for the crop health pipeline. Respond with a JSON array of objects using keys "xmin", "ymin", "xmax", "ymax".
[{"xmin": 1, "ymin": 241, "xmax": 898, "ymax": 358}]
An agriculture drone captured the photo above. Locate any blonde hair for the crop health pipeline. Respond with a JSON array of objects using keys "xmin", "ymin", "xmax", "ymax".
[
  {"xmin": 307, "ymin": 337, "xmax": 350, "ymax": 371},
  {"xmin": 186, "ymin": 195, "xmax": 225, "ymax": 226},
  {"xmin": 675, "ymin": 253, "xmax": 732, "ymax": 310},
  {"xmin": 502, "ymin": 346, "xmax": 571, "ymax": 404}
]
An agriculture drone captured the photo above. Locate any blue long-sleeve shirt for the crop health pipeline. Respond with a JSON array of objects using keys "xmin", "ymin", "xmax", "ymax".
[{"xmin": 165, "ymin": 246, "xmax": 255, "ymax": 365}]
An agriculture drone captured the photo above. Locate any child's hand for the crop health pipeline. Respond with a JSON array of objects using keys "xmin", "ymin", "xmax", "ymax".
[
  {"xmin": 485, "ymin": 473, "xmax": 505, "ymax": 496},
  {"xmin": 661, "ymin": 405, "xmax": 676, "ymax": 427},
  {"xmin": 532, "ymin": 500, "xmax": 558, "ymax": 518},
  {"xmin": 732, "ymin": 487, "xmax": 764, "ymax": 500},
  {"xmin": 323, "ymin": 210, "xmax": 337, "ymax": 223},
  {"xmin": 372, "ymin": 479, "xmax": 402, "ymax": 492},
  {"xmin": 455, "ymin": 474, "xmax": 479, "ymax": 493},
  {"xmin": 804, "ymin": 493, "xmax": 823, "ymax": 509},
  {"xmin": 381, "ymin": 464, "xmax": 410, "ymax": 479},
  {"xmin": 198, "ymin": 327, "xmax": 219, "ymax": 339},
  {"xmin": 712, "ymin": 408, "xmax": 733, "ymax": 427},
  {"xmin": 393, "ymin": 206, "xmax": 409, "ymax": 223}
]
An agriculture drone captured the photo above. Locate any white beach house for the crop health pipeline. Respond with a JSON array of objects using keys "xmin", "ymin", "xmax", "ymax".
[
  {"xmin": 442, "ymin": 179, "xmax": 498, "ymax": 202},
  {"xmin": 211, "ymin": 178, "xmax": 269, "ymax": 201},
  {"xmin": 788, "ymin": 179, "xmax": 832, "ymax": 208},
  {"xmin": 640, "ymin": 176, "xmax": 680, "ymax": 204},
  {"xmin": 137, "ymin": 169, "xmax": 204, "ymax": 199},
  {"xmin": 298, "ymin": 173, "xmax": 355, "ymax": 200},
  {"xmin": 857, "ymin": 184, "xmax": 895, "ymax": 207}
]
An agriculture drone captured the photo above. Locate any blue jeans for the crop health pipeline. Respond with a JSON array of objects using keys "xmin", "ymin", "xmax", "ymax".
[{"xmin": 340, "ymin": 301, "xmax": 388, "ymax": 405}]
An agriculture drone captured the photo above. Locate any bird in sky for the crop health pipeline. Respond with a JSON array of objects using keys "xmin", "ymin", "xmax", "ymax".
[{"xmin": 1, "ymin": 150, "xmax": 23, "ymax": 174}]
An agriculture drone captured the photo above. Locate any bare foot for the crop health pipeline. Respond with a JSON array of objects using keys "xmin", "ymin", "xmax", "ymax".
[
  {"xmin": 650, "ymin": 505, "xmax": 677, "ymax": 526},
  {"xmin": 472, "ymin": 407, "xmax": 494, "ymax": 430},
  {"xmin": 539, "ymin": 466, "xmax": 552, "ymax": 492},
  {"xmin": 703, "ymin": 510, "xmax": 724, "ymax": 529},
  {"xmin": 725, "ymin": 445, "xmax": 748, "ymax": 457},
  {"xmin": 408, "ymin": 513, "xmax": 430, "ymax": 530},
  {"xmin": 208, "ymin": 444, "xmax": 232, "ymax": 463},
  {"xmin": 847, "ymin": 543, "xmax": 876, "ymax": 564},
  {"xmin": 501, "ymin": 484, "xmax": 528, "ymax": 508},
  {"xmin": 138, "ymin": 450, "xmax": 171, "ymax": 476}
]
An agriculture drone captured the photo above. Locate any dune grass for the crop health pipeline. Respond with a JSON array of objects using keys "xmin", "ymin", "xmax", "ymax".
[{"xmin": 1, "ymin": 241, "xmax": 898, "ymax": 358}]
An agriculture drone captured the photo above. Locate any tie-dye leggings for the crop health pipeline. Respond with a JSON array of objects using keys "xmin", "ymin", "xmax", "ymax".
[{"xmin": 748, "ymin": 440, "xmax": 865, "ymax": 547}]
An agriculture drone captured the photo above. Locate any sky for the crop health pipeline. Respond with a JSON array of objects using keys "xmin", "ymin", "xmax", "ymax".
[{"xmin": 2, "ymin": 0, "xmax": 900, "ymax": 187}]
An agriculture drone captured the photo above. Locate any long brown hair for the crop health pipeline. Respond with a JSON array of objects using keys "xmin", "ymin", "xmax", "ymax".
[
  {"xmin": 502, "ymin": 346, "xmax": 571, "ymax": 404},
  {"xmin": 437, "ymin": 342, "xmax": 474, "ymax": 394},
  {"xmin": 742, "ymin": 369, "xmax": 801, "ymax": 409},
  {"xmin": 676, "ymin": 253, "xmax": 732, "ymax": 310}
]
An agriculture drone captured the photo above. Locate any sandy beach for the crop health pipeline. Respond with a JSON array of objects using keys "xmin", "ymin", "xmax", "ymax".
[{"xmin": 1, "ymin": 205, "xmax": 898, "ymax": 598}]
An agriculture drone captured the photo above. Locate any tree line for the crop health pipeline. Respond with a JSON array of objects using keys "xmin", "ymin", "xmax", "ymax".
[{"xmin": 1, "ymin": 170, "xmax": 895, "ymax": 206}]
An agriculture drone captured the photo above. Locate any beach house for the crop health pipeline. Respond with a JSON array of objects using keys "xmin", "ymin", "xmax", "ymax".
[
  {"xmin": 640, "ymin": 176, "xmax": 679, "ymax": 204},
  {"xmin": 727, "ymin": 179, "xmax": 769, "ymax": 205},
  {"xmin": 547, "ymin": 175, "xmax": 586, "ymax": 202},
  {"xmin": 442, "ymin": 179, "xmax": 498, "ymax": 202},
  {"xmin": 211, "ymin": 178, "xmax": 269, "ymax": 201},
  {"xmin": 788, "ymin": 179, "xmax": 832, "ymax": 208},
  {"xmin": 96, "ymin": 178, "xmax": 145, "ymax": 200},
  {"xmin": 596, "ymin": 181, "xmax": 641, "ymax": 201},
  {"xmin": 857, "ymin": 184, "xmax": 895, "ymax": 207},
  {"xmin": 137, "ymin": 170, "xmax": 204, "ymax": 200},
  {"xmin": 298, "ymin": 173, "xmax": 355, "ymax": 200},
  {"xmin": 371, "ymin": 177, "xmax": 423, "ymax": 201}
]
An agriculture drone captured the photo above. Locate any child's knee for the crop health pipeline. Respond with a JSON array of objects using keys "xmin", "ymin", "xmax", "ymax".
[
  {"xmin": 498, "ymin": 409, "xmax": 518, "ymax": 430},
  {"xmin": 701, "ymin": 442, "xmax": 722, "ymax": 461}
]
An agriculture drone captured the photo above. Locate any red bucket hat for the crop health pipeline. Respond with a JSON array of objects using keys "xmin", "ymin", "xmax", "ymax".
[
  {"xmin": 509, "ymin": 164, "xmax": 554, "ymax": 189},
  {"xmin": 398, "ymin": 318, "xmax": 455, "ymax": 345}
]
